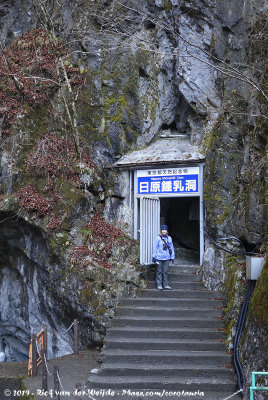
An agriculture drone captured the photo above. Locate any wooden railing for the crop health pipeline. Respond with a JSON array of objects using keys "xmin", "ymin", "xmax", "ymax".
[
  {"xmin": 27, "ymin": 319, "xmax": 79, "ymax": 399},
  {"xmin": 28, "ymin": 327, "xmax": 47, "ymax": 377}
]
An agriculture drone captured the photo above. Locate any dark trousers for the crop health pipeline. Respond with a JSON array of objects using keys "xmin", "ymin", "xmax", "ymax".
[{"xmin": 156, "ymin": 260, "xmax": 170, "ymax": 287}]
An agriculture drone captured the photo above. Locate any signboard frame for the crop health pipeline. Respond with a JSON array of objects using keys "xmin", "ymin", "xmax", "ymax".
[{"xmin": 136, "ymin": 166, "xmax": 200, "ymax": 197}]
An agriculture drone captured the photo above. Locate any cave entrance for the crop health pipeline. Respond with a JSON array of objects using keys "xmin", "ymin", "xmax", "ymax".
[
  {"xmin": 133, "ymin": 164, "xmax": 204, "ymax": 266},
  {"xmin": 160, "ymin": 197, "xmax": 200, "ymax": 251},
  {"xmin": 115, "ymin": 137, "xmax": 205, "ymax": 266}
]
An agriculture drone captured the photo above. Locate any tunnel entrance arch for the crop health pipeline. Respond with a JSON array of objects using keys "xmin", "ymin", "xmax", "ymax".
[{"xmin": 115, "ymin": 137, "xmax": 205, "ymax": 266}]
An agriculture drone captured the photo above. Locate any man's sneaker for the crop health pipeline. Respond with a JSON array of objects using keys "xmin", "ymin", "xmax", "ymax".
[
  {"xmin": 157, "ymin": 285, "xmax": 163, "ymax": 290},
  {"xmin": 163, "ymin": 285, "xmax": 172, "ymax": 290}
]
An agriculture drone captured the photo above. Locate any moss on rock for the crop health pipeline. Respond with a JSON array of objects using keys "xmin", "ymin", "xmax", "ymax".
[
  {"xmin": 223, "ymin": 254, "xmax": 247, "ymax": 349},
  {"xmin": 248, "ymin": 259, "xmax": 268, "ymax": 327}
]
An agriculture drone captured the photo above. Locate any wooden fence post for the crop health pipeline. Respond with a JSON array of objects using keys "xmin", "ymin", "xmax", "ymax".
[
  {"xmin": 32, "ymin": 334, "xmax": 37, "ymax": 377},
  {"xmin": 53, "ymin": 365, "xmax": 60, "ymax": 400},
  {"xmin": 41, "ymin": 349, "xmax": 48, "ymax": 391},
  {"xmin": 43, "ymin": 326, "xmax": 48, "ymax": 359},
  {"xmin": 74, "ymin": 319, "xmax": 78, "ymax": 354}
]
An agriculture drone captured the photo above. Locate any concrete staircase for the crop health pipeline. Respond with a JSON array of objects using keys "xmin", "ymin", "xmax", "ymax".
[{"xmin": 87, "ymin": 251, "xmax": 240, "ymax": 400}]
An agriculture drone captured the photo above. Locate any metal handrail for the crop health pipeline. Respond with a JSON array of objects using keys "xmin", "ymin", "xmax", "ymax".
[
  {"xmin": 233, "ymin": 281, "xmax": 255, "ymax": 391},
  {"xmin": 250, "ymin": 372, "xmax": 268, "ymax": 399}
]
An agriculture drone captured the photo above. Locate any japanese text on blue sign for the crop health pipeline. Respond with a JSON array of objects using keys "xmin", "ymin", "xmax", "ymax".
[{"xmin": 137, "ymin": 168, "xmax": 199, "ymax": 195}]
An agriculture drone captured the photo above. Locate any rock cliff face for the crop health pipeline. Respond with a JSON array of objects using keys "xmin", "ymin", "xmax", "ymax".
[
  {"xmin": 0, "ymin": 0, "xmax": 267, "ymax": 380},
  {"xmin": 0, "ymin": 215, "xmax": 74, "ymax": 361}
]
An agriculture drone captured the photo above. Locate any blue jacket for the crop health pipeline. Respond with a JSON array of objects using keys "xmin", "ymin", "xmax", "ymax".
[{"xmin": 152, "ymin": 235, "xmax": 175, "ymax": 261}]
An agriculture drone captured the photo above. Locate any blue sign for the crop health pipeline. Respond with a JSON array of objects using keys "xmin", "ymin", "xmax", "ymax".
[{"xmin": 137, "ymin": 174, "xmax": 198, "ymax": 195}]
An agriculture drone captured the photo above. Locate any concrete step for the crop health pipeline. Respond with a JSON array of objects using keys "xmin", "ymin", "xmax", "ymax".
[
  {"xmin": 147, "ymin": 281, "xmax": 206, "ymax": 289},
  {"xmin": 86, "ymin": 250, "xmax": 237, "ymax": 400},
  {"xmin": 167, "ymin": 270, "xmax": 199, "ymax": 276},
  {"xmin": 137, "ymin": 289, "xmax": 223, "ymax": 299},
  {"xmin": 173, "ymin": 256, "xmax": 199, "ymax": 261},
  {"xmin": 173, "ymin": 256, "xmax": 199, "ymax": 262},
  {"xmin": 97, "ymin": 362, "xmax": 233, "ymax": 378},
  {"xmin": 104, "ymin": 338, "xmax": 226, "ymax": 351},
  {"xmin": 168, "ymin": 266, "xmax": 198, "ymax": 273},
  {"xmin": 98, "ymin": 349, "xmax": 232, "ymax": 366},
  {"xmin": 118, "ymin": 297, "xmax": 223, "ymax": 308},
  {"xmin": 152, "ymin": 267, "xmax": 201, "ymax": 283},
  {"xmin": 106, "ymin": 327, "xmax": 225, "ymax": 340},
  {"xmin": 111, "ymin": 316, "xmax": 223, "ymax": 328},
  {"xmin": 116, "ymin": 306, "xmax": 222, "ymax": 318},
  {"xmin": 170, "ymin": 262, "xmax": 198, "ymax": 267},
  {"xmin": 86, "ymin": 252, "xmax": 238, "ymax": 400},
  {"xmin": 87, "ymin": 374, "xmax": 236, "ymax": 391}
]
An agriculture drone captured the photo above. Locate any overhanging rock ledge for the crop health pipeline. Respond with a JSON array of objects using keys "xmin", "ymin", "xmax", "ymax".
[{"xmin": 114, "ymin": 137, "xmax": 205, "ymax": 168}]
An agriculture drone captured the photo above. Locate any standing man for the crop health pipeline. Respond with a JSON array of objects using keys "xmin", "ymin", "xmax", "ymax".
[{"xmin": 152, "ymin": 225, "xmax": 175, "ymax": 290}]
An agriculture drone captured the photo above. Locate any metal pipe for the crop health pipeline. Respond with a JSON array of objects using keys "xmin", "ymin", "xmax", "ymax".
[
  {"xmin": 204, "ymin": 231, "xmax": 247, "ymax": 256},
  {"xmin": 233, "ymin": 280, "xmax": 256, "ymax": 391}
]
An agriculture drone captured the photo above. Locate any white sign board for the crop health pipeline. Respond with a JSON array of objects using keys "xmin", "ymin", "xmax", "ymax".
[{"xmin": 137, "ymin": 167, "xmax": 199, "ymax": 196}]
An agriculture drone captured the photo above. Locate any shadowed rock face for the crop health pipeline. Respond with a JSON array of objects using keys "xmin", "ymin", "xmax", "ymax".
[
  {"xmin": 0, "ymin": 210, "xmax": 142, "ymax": 361},
  {"xmin": 0, "ymin": 0, "xmax": 267, "ymax": 374},
  {"xmin": 0, "ymin": 214, "xmax": 84, "ymax": 361},
  {"xmin": 0, "ymin": 0, "xmax": 36, "ymax": 45}
]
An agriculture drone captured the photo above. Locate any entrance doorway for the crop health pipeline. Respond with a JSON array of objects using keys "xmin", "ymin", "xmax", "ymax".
[
  {"xmin": 160, "ymin": 197, "xmax": 200, "ymax": 252},
  {"xmin": 133, "ymin": 164, "xmax": 204, "ymax": 265}
]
